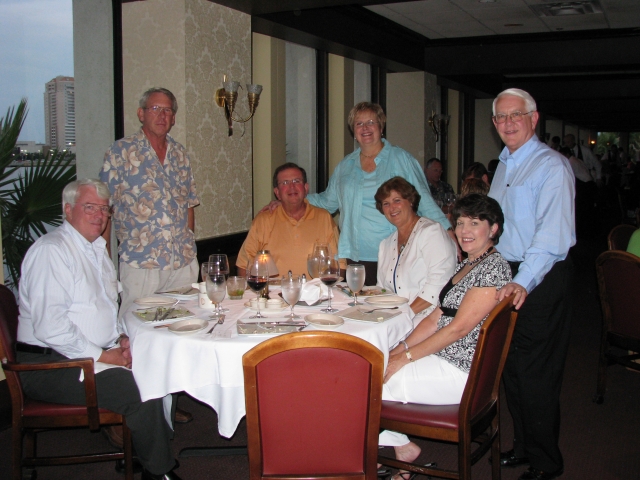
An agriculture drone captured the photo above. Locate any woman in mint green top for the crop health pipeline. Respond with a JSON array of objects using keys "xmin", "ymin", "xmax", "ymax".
[
  {"xmin": 306, "ymin": 102, "xmax": 450, "ymax": 284},
  {"xmin": 626, "ymin": 229, "xmax": 640, "ymax": 257}
]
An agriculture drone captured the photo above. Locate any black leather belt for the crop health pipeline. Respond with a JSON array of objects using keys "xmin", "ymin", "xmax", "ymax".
[{"xmin": 16, "ymin": 342, "xmax": 54, "ymax": 355}]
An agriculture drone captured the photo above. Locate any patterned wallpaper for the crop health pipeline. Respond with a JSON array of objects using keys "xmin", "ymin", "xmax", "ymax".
[{"xmin": 122, "ymin": 0, "xmax": 253, "ymax": 240}]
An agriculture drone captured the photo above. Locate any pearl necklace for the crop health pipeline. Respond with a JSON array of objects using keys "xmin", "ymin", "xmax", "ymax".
[{"xmin": 463, "ymin": 247, "xmax": 494, "ymax": 267}]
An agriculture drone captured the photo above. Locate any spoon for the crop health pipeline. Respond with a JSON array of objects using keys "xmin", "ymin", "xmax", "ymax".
[
  {"xmin": 207, "ymin": 315, "xmax": 225, "ymax": 334},
  {"xmin": 360, "ymin": 306, "xmax": 400, "ymax": 314}
]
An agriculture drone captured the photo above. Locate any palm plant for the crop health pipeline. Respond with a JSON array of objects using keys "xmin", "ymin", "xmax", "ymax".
[{"xmin": 1, "ymin": 99, "xmax": 76, "ymax": 288}]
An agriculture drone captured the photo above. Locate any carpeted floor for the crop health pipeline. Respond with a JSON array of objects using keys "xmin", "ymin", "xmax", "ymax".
[{"xmin": 1, "ymin": 240, "xmax": 639, "ymax": 479}]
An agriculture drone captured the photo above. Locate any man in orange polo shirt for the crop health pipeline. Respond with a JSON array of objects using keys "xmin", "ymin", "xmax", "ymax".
[{"xmin": 237, "ymin": 163, "xmax": 344, "ymax": 276}]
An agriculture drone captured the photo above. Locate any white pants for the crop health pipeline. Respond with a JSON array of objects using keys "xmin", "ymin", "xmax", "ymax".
[
  {"xmin": 379, "ymin": 354, "xmax": 468, "ymax": 447},
  {"xmin": 118, "ymin": 258, "xmax": 199, "ymax": 320}
]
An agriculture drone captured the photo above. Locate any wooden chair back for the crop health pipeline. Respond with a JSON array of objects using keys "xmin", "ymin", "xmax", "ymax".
[{"xmin": 607, "ymin": 224, "xmax": 636, "ymax": 251}]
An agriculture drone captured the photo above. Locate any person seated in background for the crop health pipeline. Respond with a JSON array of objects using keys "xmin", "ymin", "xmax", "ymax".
[
  {"xmin": 626, "ymin": 228, "xmax": 640, "ymax": 257},
  {"xmin": 378, "ymin": 194, "xmax": 511, "ymax": 480},
  {"xmin": 16, "ymin": 179, "xmax": 181, "ymax": 480},
  {"xmin": 460, "ymin": 177, "xmax": 490, "ymax": 197},
  {"xmin": 375, "ymin": 177, "xmax": 457, "ymax": 324},
  {"xmin": 237, "ymin": 163, "xmax": 344, "ymax": 276},
  {"xmin": 425, "ymin": 157, "xmax": 455, "ymax": 206},
  {"xmin": 461, "ymin": 162, "xmax": 490, "ymax": 187}
]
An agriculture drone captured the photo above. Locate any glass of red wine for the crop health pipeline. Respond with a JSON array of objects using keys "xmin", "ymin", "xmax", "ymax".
[
  {"xmin": 246, "ymin": 258, "xmax": 269, "ymax": 319},
  {"xmin": 318, "ymin": 255, "xmax": 340, "ymax": 313}
]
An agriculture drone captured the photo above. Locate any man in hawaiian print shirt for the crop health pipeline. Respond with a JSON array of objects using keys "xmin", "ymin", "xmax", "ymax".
[{"xmin": 100, "ymin": 87, "xmax": 200, "ymax": 318}]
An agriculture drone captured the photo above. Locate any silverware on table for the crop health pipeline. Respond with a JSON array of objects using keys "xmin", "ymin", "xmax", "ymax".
[
  {"xmin": 207, "ymin": 315, "xmax": 225, "ymax": 334},
  {"xmin": 156, "ymin": 308, "xmax": 175, "ymax": 321},
  {"xmin": 360, "ymin": 306, "xmax": 400, "ymax": 314}
]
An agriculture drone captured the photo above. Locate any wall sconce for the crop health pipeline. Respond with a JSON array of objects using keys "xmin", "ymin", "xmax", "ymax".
[
  {"xmin": 428, "ymin": 112, "xmax": 451, "ymax": 143},
  {"xmin": 215, "ymin": 75, "xmax": 262, "ymax": 136}
]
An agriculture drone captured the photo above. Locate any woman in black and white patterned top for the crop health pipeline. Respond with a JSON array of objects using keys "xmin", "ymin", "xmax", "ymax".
[{"xmin": 379, "ymin": 194, "xmax": 512, "ymax": 480}]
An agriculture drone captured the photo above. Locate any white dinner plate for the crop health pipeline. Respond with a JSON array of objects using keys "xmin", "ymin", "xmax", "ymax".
[
  {"xmin": 155, "ymin": 285, "xmax": 199, "ymax": 300},
  {"xmin": 364, "ymin": 295, "xmax": 409, "ymax": 307},
  {"xmin": 304, "ymin": 313, "xmax": 344, "ymax": 330},
  {"xmin": 134, "ymin": 296, "xmax": 178, "ymax": 307},
  {"xmin": 244, "ymin": 300, "xmax": 288, "ymax": 313},
  {"xmin": 168, "ymin": 318, "xmax": 209, "ymax": 335}
]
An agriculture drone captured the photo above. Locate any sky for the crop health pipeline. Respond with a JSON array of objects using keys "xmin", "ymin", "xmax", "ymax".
[{"xmin": 0, "ymin": 0, "xmax": 74, "ymax": 144}]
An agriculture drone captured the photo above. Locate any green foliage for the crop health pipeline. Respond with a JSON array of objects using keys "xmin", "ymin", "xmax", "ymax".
[
  {"xmin": 595, "ymin": 132, "xmax": 620, "ymax": 155},
  {"xmin": 0, "ymin": 99, "xmax": 76, "ymax": 288}
]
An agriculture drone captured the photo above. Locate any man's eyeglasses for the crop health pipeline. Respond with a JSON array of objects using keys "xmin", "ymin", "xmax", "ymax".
[
  {"xmin": 492, "ymin": 111, "xmax": 534, "ymax": 124},
  {"xmin": 277, "ymin": 178, "xmax": 304, "ymax": 187},
  {"xmin": 354, "ymin": 120, "xmax": 379, "ymax": 129},
  {"xmin": 145, "ymin": 106, "xmax": 174, "ymax": 116},
  {"xmin": 82, "ymin": 203, "xmax": 112, "ymax": 217}
]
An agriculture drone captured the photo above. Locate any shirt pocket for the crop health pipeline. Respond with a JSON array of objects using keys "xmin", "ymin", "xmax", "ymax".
[{"xmin": 503, "ymin": 185, "xmax": 533, "ymax": 222}]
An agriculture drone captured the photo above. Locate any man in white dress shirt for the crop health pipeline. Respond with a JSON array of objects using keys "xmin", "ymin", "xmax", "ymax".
[
  {"xmin": 563, "ymin": 134, "xmax": 601, "ymax": 186},
  {"xmin": 16, "ymin": 179, "xmax": 181, "ymax": 480}
]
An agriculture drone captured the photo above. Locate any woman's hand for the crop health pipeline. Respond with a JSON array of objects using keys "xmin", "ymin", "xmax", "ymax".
[
  {"xmin": 259, "ymin": 200, "xmax": 281, "ymax": 214},
  {"xmin": 384, "ymin": 351, "xmax": 410, "ymax": 383}
]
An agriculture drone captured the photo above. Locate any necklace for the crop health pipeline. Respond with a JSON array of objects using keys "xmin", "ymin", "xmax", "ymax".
[
  {"xmin": 360, "ymin": 144, "xmax": 383, "ymax": 158},
  {"xmin": 463, "ymin": 246, "xmax": 494, "ymax": 267},
  {"xmin": 398, "ymin": 217, "xmax": 420, "ymax": 253}
]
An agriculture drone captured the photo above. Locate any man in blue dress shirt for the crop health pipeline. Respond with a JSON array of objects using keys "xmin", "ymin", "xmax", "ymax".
[{"xmin": 489, "ymin": 88, "xmax": 575, "ymax": 480}]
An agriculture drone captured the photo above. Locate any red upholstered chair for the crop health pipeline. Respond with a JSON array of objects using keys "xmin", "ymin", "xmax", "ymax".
[
  {"xmin": 242, "ymin": 330, "xmax": 384, "ymax": 480},
  {"xmin": 377, "ymin": 295, "xmax": 518, "ymax": 480},
  {"xmin": 594, "ymin": 251, "xmax": 640, "ymax": 404},
  {"xmin": 0, "ymin": 284, "xmax": 134, "ymax": 480},
  {"xmin": 607, "ymin": 224, "xmax": 636, "ymax": 251}
]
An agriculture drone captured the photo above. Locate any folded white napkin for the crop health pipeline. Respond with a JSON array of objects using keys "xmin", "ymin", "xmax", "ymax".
[{"xmin": 300, "ymin": 278, "xmax": 332, "ymax": 305}]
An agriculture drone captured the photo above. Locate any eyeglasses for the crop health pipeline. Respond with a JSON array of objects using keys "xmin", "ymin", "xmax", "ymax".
[
  {"xmin": 354, "ymin": 120, "xmax": 379, "ymax": 129},
  {"xmin": 277, "ymin": 178, "xmax": 304, "ymax": 187},
  {"xmin": 145, "ymin": 106, "xmax": 174, "ymax": 116},
  {"xmin": 492, "ymin": 111, "xmax": 534, "ymax": 124},
  {"xmin": 82, "ymin": 203, "xmax": 112, "ymax": 216}
]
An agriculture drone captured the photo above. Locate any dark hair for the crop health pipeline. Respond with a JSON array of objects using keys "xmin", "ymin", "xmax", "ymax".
[
  {"xmin": 272, "ymin": 163, "xmax": 307, "ymax": 188},
  {"xmin": 374, "ymin": 177, "xmax": 421, "ymax": 214},
  {"xmin": 551, "ymin": 136, "xmax": 561, "ymax": 144},
  {"xmin": 558, "ymin": 146, "xmax": 572, "ymax": 158},
  {"xmin": 487, "ymin": 159, "xmax": 500, "ymax": 173},
  {"xmin": 451, "ymin": 194, "xmax": 504, "ymax": 244},
  {"xmin": 425, "ymin": 157, "xmax": 441, "ymax": 169},
  {"xmin": 460, "ymin": 178, "xmax": 489, "ymax": 197},
  {"xmin": 462, "ymin": 162, "xmax": 488, "ymax": 180},
  {"xmin": 347, "ymin": 102, "xmax": 386, "ymax": 137}
]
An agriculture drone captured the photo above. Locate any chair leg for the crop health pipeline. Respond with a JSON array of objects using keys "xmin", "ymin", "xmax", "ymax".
[
  {"xmin": 491, "ymin": 425, "xmax": 501, "ymax": 480},
  {"xmin": 459, "ymin": 435, "xmax": 472, "ymax": 480},
  {"xmin": 12, "ymin": 424, "xmax": 23, "ymax": 480},
  {"xmin": 122, "ymin": 419, "xmax": 134, "ymax": 480}
]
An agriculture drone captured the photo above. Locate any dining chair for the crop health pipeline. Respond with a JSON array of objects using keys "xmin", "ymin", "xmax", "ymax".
[
  {"xmin": 0, "ymin": 284, "xmax": 134, "ymax": 480},
  {"xmin": 242, "ymin": 330, "xmax": 384, "ymax": 480},
  {"xmin": 607, "ymin": 224, "xmax": 636, "ymax": 251},
  {"xmin": 377, "ymin": 295, "xmax": 518, "ymax": 480},
  {"xmin": 593, "ymin": 250, "xmax": 640, "ymax": 404}
]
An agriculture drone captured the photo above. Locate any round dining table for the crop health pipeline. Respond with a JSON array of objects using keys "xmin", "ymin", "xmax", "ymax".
[{"xmin": 121, "ymin": 285, "xmax": 414, "ymax": 439}]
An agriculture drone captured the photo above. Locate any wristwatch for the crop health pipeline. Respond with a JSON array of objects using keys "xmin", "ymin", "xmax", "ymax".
[{"xmin": 405, "ymin": 349, "xmax": 414, "ymax": 362}]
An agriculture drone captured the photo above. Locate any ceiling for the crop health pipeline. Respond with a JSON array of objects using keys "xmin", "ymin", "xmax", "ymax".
[{"xmin": 216, "ymin": 0, "xmax": 640, "ymax": 132}]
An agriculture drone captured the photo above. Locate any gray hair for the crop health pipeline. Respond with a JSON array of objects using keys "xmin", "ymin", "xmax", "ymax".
[
  {"xmin": 492, "ymin": 88, "xmax": 537, "ymax": 115},
  {"xmin": 62, "ymin": 179, "xmax": 110, "ymax": 212},
  {"xmin": 425, "ymin": 157, "xmax": 441, "ymax": 169},
  {"xmin": 139, "ymin": 87, "xmax": 178, "ymax": 114}
]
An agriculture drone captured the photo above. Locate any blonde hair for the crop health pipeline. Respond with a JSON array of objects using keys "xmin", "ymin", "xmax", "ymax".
[{"xmin": 460, "ymin": 178, "xmax": 489, "ymax": 197}]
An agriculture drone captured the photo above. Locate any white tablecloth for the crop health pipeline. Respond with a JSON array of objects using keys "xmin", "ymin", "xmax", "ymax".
[{"xmin": 122, "ymin": 286, "xmax": 414, "ymax": 438}]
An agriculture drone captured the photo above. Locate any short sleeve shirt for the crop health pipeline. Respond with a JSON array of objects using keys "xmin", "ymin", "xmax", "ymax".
[{"xmin": 100, "ymin": 129, "xmax": 199, "ymax": 270}]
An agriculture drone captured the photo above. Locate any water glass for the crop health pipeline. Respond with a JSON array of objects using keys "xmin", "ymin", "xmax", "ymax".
[
  {"xmin": 281, "ymin": 275, "xmax": 302, "ymax": 319},
  {"xmin": 346, "ymin": 264, "xmax": 366, "ymax": 306}
]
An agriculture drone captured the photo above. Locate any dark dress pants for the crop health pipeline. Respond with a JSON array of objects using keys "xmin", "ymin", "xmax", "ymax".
[
  {"xmin": 18, "ymin": 351, "xmax": 175, "ymax": 475},
  {"xmin": 502, "ymin": 256, "xmax": 573, "ymax": 473}
]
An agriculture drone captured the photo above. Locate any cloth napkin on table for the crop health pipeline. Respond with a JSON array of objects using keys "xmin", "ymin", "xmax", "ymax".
[{"xmin": 300, "ymin": 278, "xmax": 332, "ymax": 305}]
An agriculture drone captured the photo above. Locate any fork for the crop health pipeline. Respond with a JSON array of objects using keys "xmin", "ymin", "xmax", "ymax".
[
  {"xmin": 207, "ymin": 315, "xmax": 225, "ymax": 334},
  {"xmin": 360, "ymin": 306, "xmax": 399, "ymax": 314}
]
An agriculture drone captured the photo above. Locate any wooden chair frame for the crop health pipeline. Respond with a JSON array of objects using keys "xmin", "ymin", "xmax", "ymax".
[
  {"xmin": 607, "ymin": 224, "xmax": 636, "ymax": 251},
  {"xmin": 594, "ymin": 250, "xmax": 640, "ymax": 404},
  {"xmin": 377, "ymin": 295, "xmax": 518, "ymax": 480},
  {"xmin": 0, "ymin": 284, "xmax": 133, "ymax": 480},
  {"xmin": 243, "ymin": 331, "xmax": 384, "ymax": 480}
]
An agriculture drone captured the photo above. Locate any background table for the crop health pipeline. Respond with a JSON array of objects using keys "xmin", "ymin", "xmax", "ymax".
[{"xmin": 122, "ymin": 286, "xmax": 414, "ymax": 438}]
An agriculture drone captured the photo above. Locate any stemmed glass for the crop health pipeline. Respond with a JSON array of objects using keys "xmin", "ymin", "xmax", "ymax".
[
  {"xmin": 209, "ymin": 254, "xmax": 230, "ymax": 312},
  {"xmin": 346, "ymin": 264, "xmax": 366, "ymax": 307},
  {"xmin": 281, "ymin": 275, "xmax": 302, "ymax": 319},
  {"xmin": 205, "ymin": 271, "xmax": 226, "ymax": 318},
  {"xmin": 246, "ymin": 258, "xmax": 269, "ymax": 319},
  {"xmin": 307, "ymin": 254, "xmax": 319, "ymax": 279},
  {"xmin": 318, "ymin": 255, "xmax": 340, "ymax": 313}
]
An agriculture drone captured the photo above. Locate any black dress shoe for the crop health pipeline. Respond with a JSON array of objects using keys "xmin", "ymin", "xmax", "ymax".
[
  {"xmin": 115, "ymin": 456, "xmax": 143, "ymax": 474},
  {"xmin": 141, "ymin": 468, "xmax": 183, "ymax": 480},
  {"xmin": 494, "ymin": 449, "xmax": 530, "ymax": 468},
  {"xmin": 518, "ymin": 466, "xmax": 564, "ymax": 480}
]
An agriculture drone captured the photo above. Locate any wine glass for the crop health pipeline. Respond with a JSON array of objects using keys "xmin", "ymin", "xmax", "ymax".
[
  {"xmin": 346, "ymin": 264, "xmax": 366, "ymax": 306},
  {"xmin": 281, "ymin": 275, "xmax": 302, "ymax": 319},
  {"xmin": 205, "ymin": 272, "xmax": 226, "ymax": 318},
  {"xmin": 318, "ymin": 255, "xmax": 340, "ymax": 313},
  {"xmin": 247, "ymin": 258, "xmax": 269, "ymax": 319},
  {"xmin": 209, "ymin": 254, "xmax": 230, "ymax": 279},
  {"xmin": 206, "ymin": 260, "xmax": 229, "ymax": 314},
  {"xmin": 307, "ymin": 254, "xmax": 319, "ymax": 279},
  {"xmin": 313, "ymin": 243, "xmax": 331, "ymax": 259}
]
